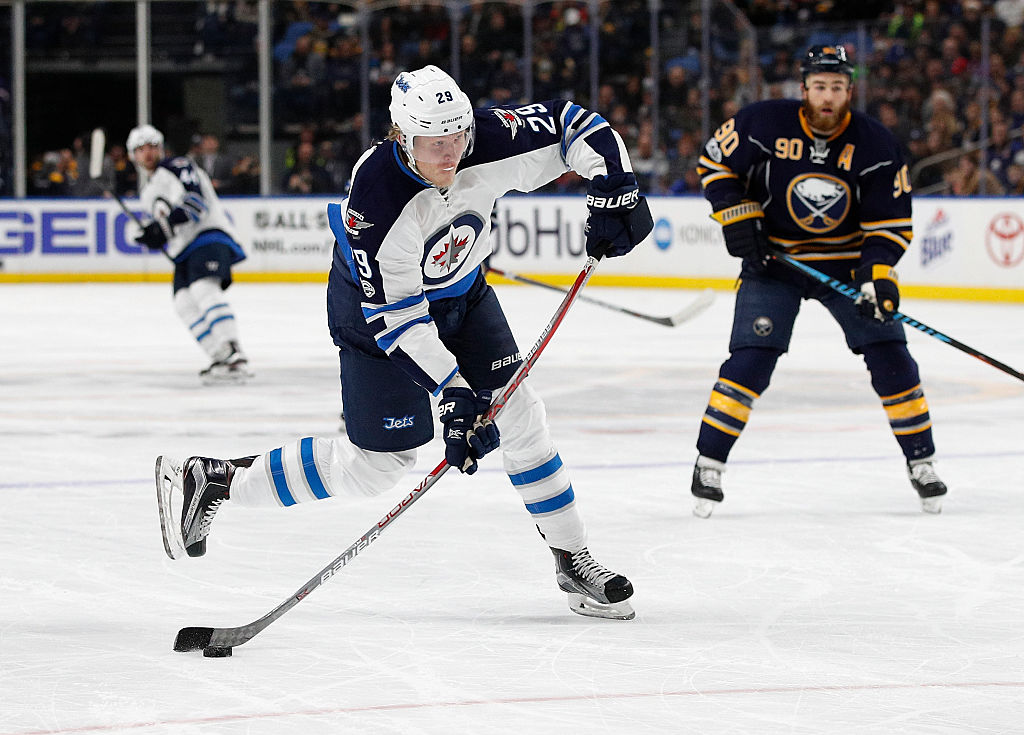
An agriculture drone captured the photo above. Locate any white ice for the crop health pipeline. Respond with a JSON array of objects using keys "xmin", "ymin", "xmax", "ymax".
[{"xmin": 2, "ymin": 278, "xmax": 1023, "ymax": 734}]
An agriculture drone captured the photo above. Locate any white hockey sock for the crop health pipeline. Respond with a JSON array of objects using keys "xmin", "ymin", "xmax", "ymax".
[
  {"xmin": 173, "ymin": 276, "xmax": 241, "ymax": 360},
  {"xmin": 229, "ymin": 437, "xmax": 417, "ymax": 508},
  {"xmin": 498, "ymin": 383, "xmax": 586, "ymax": 552}
]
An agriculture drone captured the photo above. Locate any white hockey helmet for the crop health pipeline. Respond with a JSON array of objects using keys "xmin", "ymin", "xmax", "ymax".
[
  {"xmin": 126, "ymin": 124, "xmax": 164, "ymax": 161},
  {"xmin": 389, "ymin": 65, "xmax": 475, "ymax": 164}
]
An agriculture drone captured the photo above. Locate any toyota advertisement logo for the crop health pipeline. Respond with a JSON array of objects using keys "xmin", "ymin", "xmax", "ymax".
[{"xmin": 986, "ymin": 213, "xmax": 1024, "ymax": 268}]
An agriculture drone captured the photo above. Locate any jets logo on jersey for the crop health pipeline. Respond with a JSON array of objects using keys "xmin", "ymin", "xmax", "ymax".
[
  {"xmin": 786, "ymin": 173, "xmax": 851, "ymax": 234},
  {"xmin": 421, "ymin": 213, "xmax": 485, "ymax": 284},
  {"xmin": 383, "ymin": 415, "xmax": 415, "ymax": 430},
  {"xmin": 493, "ymin": 109, "xmax": 523, "ymax": 139},
  {"xmin": 344, "ymin": 209, "xmax": 374, "ymax": 238}
]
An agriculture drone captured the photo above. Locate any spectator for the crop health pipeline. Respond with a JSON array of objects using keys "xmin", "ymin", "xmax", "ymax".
[
  {"xmin": 630, "ymin": 126, "xmax": 669, "ymax": 195},
  {"xmin": 194, "ymin": 133, "xmax": 235, "ymax": 193},
  {"xmin": 666, "ymin": 131, "xmax": 701, "ymax": 194},
  {"xmin": 110, "ymin": 144, "xmax": 138, "ymax": 197},
  {"xmin": 277, "ymin": 33, "xmax": 327, "ymax": 123},
  {"xmin": 946, "ymin": 151, "xmax": 1005, "ymax": 195},
  {"xmin": 230, "ymin": 153, "xmax": 260, "ymax": 195},
  {"xmin": 282, "ymin": 140, "xmax": 332, "ymax": 194}
]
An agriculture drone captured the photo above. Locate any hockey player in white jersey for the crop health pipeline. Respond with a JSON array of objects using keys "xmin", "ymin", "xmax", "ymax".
[
  {"xmin": 155, "ymin": 66, "xmax": 653, "ymax": 620},
  {"xmin": 127, "ymin": 124, "xmax": 252, "ymax": 383}
]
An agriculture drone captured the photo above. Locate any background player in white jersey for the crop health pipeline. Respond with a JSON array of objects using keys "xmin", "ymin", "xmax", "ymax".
[
  {"xmin": 154, "ymin": 66, "xmax": 653, "ymax": 620},
  {"xmin": 691, "ymin": 45, "xmax": 947, "ymax": 518},
  {"xmin": 127, "ymin": 124, "xmax": 252, "ymax": 383}
]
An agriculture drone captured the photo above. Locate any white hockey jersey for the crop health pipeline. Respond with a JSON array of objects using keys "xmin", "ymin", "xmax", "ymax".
[
  {"xmin": 138, "ymin": 156, "xmax": 243, "ymax": 263},
  {"xmin": 327, "ymin": 100, "xmax": 634, "ymax": 394}
]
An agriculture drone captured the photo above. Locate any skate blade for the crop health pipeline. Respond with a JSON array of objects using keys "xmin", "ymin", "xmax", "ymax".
[
  {"xmin": 921, "ymin": 496, "xmax": 943, "ymax": 514},
  {"xmin": 693, "ymin": 497, "xmax": 719, "ymax": 519},
  {"xmin": 200, "ymin": 371, "xmax": 252, "ymax": 386},
  {"xmin": 155, "ymin": 455, "xmax": 187, "ymax": 560},
  {"xmin": 566, "ymin": 593, "xmax": 635, "ymax": 620}
]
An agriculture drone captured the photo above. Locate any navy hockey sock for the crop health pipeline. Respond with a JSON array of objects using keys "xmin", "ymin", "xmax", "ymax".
[
  {"xmin": 861, "ymin": 342, "xmax": 936, "ymax": 461},
  {"xmin": 696, "ymin": 347, "xmax": 781, "ymax": 462}
]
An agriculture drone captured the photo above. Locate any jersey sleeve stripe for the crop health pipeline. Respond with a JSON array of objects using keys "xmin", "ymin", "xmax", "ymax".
[
  {"xmin": 700, "ymin": 171, "xmax": 739, "ymax": 186},
  {"xmin": 375, "ymin": 314, "xmax": 433, "ymax": 353},
  {"xmin": 361, "ymin": 291, "xmax": 426, "ymax": 318},
  {"xmin": 434, "ymin": 366, "xmax": 460, "ymax": 396},
  {"xmin": 560, "ymin": 105, "xmax": 609, "ymax": 158},
  {"xmin": 862, "ymin": 218, "xmax": 913, "ymax": 230},
  {"xmin": 697, "ymin": 156, "xmax": 730, "ymax": 172},
  {"xmin": 866, "ymin": 230, "xmax": 911, "ymax": 250}
]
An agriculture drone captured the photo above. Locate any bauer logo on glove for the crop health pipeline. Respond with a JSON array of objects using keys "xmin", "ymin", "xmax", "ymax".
[
  {"xmin": 438, "ymin": 385, "xmax": 500, "ymax": 474},
  {"xmin": 584, "ymin": 172, "xmax": 654, "ymax": 259}
]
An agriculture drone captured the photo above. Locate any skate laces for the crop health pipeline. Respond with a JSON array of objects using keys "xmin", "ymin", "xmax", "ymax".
[
  {"xmin": 196, "ymin": 496, "xmax": 224, "ymax": 538},
  {"xmin": 570, "ymin": 548, "xmax": 616, "ymax": 585},
  {"xmin": 697, "ymin": 466, "xmax": 722, "ymax": 489},
  {"xmin": 911, "ymin": 462, "xmax": 940, "ymax": 485}
]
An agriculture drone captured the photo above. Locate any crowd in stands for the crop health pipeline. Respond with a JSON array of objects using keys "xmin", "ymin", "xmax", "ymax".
[{"xmin": 16, "ymin": 0, "xmax": 1024, "ymax": 198}]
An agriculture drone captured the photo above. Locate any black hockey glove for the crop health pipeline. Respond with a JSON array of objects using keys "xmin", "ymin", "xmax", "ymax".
[
  {"xmin": 711, "ymin": 200, "xmax": 771, "ymax": 269},
  {"xmin": 853, "ymin": 264, "xmax": 900, "ymax": 322},
  {"xmin": 584, "ymin": 172, "xmax": 654, "ymax": 258},
  {"xmin": 439, "ymin": 386, "xmax": 500, "ymax": 475},
  {"xmin": 134, "ymin": 220, "xmax": 171, "ymax": 250}
]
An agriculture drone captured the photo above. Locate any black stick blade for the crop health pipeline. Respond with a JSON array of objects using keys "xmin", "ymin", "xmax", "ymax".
[{"xmin": 174, "ymin": 626, "xmax": 214, "ymax": 652}]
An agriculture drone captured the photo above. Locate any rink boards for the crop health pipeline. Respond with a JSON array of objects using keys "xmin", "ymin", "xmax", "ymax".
[{"xmin": 0, "ymin": 194, "xmax": 1021, "ymax": 301}]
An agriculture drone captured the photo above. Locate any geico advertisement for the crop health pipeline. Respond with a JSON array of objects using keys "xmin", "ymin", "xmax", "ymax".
[
  {"xmin": 1, "ymin": 196, "xmax": 1022, "ymax": 289},
  {"xmin": 0, "ymin": 198, "xmax": 336, "ymax": 274}
]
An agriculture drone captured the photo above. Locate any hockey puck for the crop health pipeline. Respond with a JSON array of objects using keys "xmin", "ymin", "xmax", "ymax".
[{"xmin": 203, "ymin": 646, "xmax": 233, "ymax": 658}]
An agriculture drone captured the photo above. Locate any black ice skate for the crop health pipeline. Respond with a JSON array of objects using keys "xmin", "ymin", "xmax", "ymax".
[
  {"xmin": 200, "ymin": 341, "xmax": 252, "ymax": 385},
  {"xmin": 691, "ymin": 455, "xmax": 725, "ymax": 518},
  {"xmin": 907, "ymin": 458, "xmax": 947, "ymax": 514},
  {"xmin": 551, "ymin": 547, "xmax": 635, "ymax": 620},
  {"xmin": 155, "ymin": 455, "xmax": 234, "ymax": 559}
]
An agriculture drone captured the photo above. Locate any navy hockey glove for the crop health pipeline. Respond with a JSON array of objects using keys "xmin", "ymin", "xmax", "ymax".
[
  {"xmin": 711, "ymin": 201, "xmax": 771, "ymax": 269},
  {"xmin": 853, "ymin": 264, "xmax": 900, "ymax": 322},
  {"xmin": 134, "ymin": 220, "xmax": 171, "ymax": 250},
  {"xmin": 439, "ymin": 386, "xmax": 500, "ymax": 475},
  {"xmin": 585, "ymin": 172, "xmax": 654, "ymax": 258}
]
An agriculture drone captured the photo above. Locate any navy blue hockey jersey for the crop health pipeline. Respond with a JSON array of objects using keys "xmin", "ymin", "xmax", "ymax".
[
  {"xmin": 327, "ymin": 100, "xmax": 634, "ymax": 394},
  {"xmin": 697, "ymin": 99, "xmax": 913, "ymax": 269}
]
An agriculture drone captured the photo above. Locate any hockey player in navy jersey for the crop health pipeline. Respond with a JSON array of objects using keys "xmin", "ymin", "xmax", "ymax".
[
  {"xmin": 691, "ymin": 45, "xmax": 947, "ymax": 517},
  {"xmin": 127, "ymin": 124, "xmax": 251, "ymax": 383},
  {"xmin": 154, "ymin": 66, "xmax": 653, "ymax": 620}
]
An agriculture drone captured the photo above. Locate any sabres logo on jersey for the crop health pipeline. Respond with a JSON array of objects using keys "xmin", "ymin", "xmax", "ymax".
[
  {"xmin": 343, "ymin": 209, "xmax": 374, "ymax": 238},
  {"xmin": 493, "ymin": 109, "xmax": 523, "ymax": 139},
  {"xmin": 421, "ymin": 213, "xmax": 484, "ymax": 284},
  {"xmin": 786, "ymin": 173, "xmax": 851, "ymax": 234}
]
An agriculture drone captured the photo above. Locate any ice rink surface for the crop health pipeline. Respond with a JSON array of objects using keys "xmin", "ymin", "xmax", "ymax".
[{"xmin": 2, "ymin": 276, "xmax": 1023, "ymax": 734}]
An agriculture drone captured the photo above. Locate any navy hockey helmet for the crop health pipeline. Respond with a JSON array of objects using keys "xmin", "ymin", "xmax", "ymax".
[{"xmin": 800, "ymin": 45, "xmax": 853, "ymax": 81}]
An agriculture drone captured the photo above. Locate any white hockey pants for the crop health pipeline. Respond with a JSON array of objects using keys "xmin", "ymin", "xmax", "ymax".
[
  {"xmin": 173, "ymin": 276, "xmax": 242, "ymax": 361},
  {"xmin": 229, "ymin": 380, "xmax": 586, "ymax": 551}
]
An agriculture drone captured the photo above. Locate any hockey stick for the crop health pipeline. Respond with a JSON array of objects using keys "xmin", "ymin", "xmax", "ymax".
[
  {"xmin": 772, "ymin": 252, "xmax": 1024, "ymax": 383},
  {"xmin": 486, "ymin": 264, "xmax": 714, "ymax": 327},
  {"xmin": 89, "ymin": 128, "xmax": 145, "ymax": 228},
  {"xmin": 172, "ymin": 250, "xmax": 608, "ymax": 655}
]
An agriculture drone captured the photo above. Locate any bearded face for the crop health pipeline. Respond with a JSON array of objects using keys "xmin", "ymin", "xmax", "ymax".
[{"xmin": 801, "ymin": 73, "xmax": 853, "ymax": 135}]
